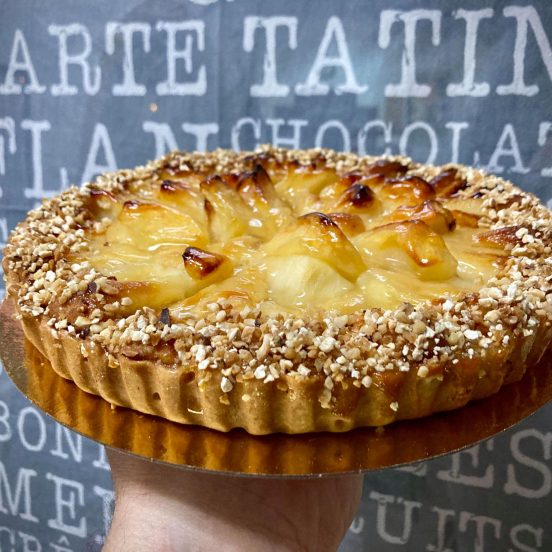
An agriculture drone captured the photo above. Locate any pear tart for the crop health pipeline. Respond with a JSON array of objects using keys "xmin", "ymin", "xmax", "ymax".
[{"xmin": 4, "ymin": 147, "xmax": 552, "ymax": 434}]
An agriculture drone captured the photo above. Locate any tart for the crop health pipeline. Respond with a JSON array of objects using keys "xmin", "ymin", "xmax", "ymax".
[{"xmin": 3, "ymin": 146, "xmax": 552, "ymax": 435}]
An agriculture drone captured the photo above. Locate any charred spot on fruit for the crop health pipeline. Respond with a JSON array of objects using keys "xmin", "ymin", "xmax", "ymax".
[
  {"xmin": 238, "ymin": 164, "xmax": 271, "ymax": 185},
  {"xmin": 221, "ymin": 173, "xmax": 240, "ymax": 190},
  {"xmin": 298, "ymin": 212, "xmax": 338, "ymax": 229},
  {"xmin": 245, "ymin": 152, "xmax": 277, "ymax": 169},
  {"xmin": 160, "ymin": 180, "xmax": 176, "ymax": 192},
  {"xmin": 183, "ymin": 247, "xmax": 229, "ymax": 280},
  {"xmin": 123, "ymin": 200, "xmax": 141, "ymax": 210},
  {"xmin": 161, "ymin": 180, "xmax": 184, "ymax": 193},
  {"xmin": 338, "ymin": 183, "xmax": 375, "ymax": 210},
  {"xmin": 430, "ymin": 169, "xmax": 468, "ymax": 197},
  {"xmin": 365, "ymin": 160, "xmax": 409, "ymax": 178},
  {"xmin": 237, "ymin": 165, "xmax": 273, "ymax": 198}
]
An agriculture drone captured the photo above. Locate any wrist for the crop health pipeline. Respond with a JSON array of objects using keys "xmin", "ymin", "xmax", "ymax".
[
  {"xmin": 104, "ymin": 451, "xmax": 363, "ymax": 552},
  {"xmin": 107, "ymin": 491, "xmax": 294, "ymax": 552}
]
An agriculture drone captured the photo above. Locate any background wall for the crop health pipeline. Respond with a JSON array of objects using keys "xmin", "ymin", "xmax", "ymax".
[{"xmin": 0, "ymin": 1, "xmax": 551, "ymax": 550}]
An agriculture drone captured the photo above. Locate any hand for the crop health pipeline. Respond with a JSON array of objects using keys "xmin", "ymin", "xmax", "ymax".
[{"xmin": 104, "ymin": 449, "xmax": 363, "ymax": 552}]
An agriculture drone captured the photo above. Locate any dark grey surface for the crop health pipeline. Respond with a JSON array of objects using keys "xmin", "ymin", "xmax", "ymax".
[{"xmin": 0, "ymin": 1, "xmax": 551, "ymax": 549}]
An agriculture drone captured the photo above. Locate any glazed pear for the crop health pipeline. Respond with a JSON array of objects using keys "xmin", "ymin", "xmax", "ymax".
[
  {"xmin": 356, "ymin": 220, "xmax": 458, "ymax": 281},
  {"xmin": 200, "ymin": 176, "xmax": 253, "ymax": 241},
  {"xmin": 104, "ymin": 200, "xmax": 206, "ymax": 250},
  {"xmin": 264, "ymin": 212, "xmax": 366, "ymax": 282},
  {"xmin": 274, "ymin": 166, "xmax": 339, "ymax": 212},
  {"xmin": 266, "ymin": 255, "xmax": 354, "ymax": 309}
]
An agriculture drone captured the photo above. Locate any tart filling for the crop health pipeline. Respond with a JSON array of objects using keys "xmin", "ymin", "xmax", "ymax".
[
  {"xmin": 3, "ymin": 147, "xmax": 552, "ymax": 434},
  {"xmin": 87, "ymin": 161, "xmax": 501, "ymax": 315}
]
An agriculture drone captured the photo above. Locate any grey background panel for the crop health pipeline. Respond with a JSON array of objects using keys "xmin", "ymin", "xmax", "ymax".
[{"xmin": 0, "ymin": 1, "xmax": 551, "ymax": 550}]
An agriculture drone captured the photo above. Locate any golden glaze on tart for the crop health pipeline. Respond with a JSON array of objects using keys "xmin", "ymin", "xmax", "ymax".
[{"xmin": 3, "ymin": 147, "xmax": 552, "ymax": 434}]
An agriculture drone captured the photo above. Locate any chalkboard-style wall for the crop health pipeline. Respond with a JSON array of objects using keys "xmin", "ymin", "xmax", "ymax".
[{"xmin": 1, "ymin": 1, "xmax": 551, "ymax": 550}]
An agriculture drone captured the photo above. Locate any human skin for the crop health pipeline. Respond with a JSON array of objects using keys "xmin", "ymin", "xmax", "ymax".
[{"xmin": 104, "ymin": 449, "xmax": 364, "ymax": 552}]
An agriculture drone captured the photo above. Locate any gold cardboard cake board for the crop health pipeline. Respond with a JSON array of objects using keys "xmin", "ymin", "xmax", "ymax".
[{"xmin": 1, "ymin": 298, "xmax": 551, "ymax": 477}]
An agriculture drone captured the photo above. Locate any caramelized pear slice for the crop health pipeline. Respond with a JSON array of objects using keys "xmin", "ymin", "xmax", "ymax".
[
  {"xmin": 365, "ymin": 159, "xmax": 409, "ymax": 178},
  {"xmin": 91, "ymin": 245, "xmax": 207, "ymax": 310},
  {"xmin": 451, "ymin": 210, "xmax": 481, "ymax": 228},
  {"xmin": 155, "ymin": 170, "xmax": 207, "ymax": 188},
  {"xmin": 303, "ymin": 174, "xmax": 374, "ymax": 214},
  {"xmin": 430, "ymin": 169, "xmax": 467, "ymax": 197},
  {"xmin": 105, "ymin": 200, "xmax": 206, "ymax": 250},
  {"xmin": 357, "ymin": 220, "xmax": 458, "ymax": 281},
  {"xmin": 379, "ymin": 176, "xmax": 435, "ymax": 206},
  {"xmin": 317, "ymin": 174, "xmax": 364, "ymax": 200},
  {"xmin": 442, "ymin": 197, "xmax": 484, "ymax": 216},
  {"xmin": 386, "ymin": 200, "xmax": 456, "ymax": 233},
  {"xmin": 93, "ymin": 245, "xmax": 234, "ymax": 311},
  {"xmin": 244, "ymin": 152, "xmax": 295, "ymax": 182},
  {"xmin": 274, "ymin": 166, "xmax": 339, "ymax": 210},
  {"xmin": 264, "ymin": 212, "xmax": 365, "ymax": 281},
  {"xmin": 157, "ymin": 180, "xmax": 209, "ymax": 232},
  {"xmin": 236, "ymin": 165, "xmax": 293, "ymax": 229},
  {"xmin": 200, "ymin": 176, "xmax": 252, "ymax": 241},
  {"xmin": 473, "ymin": 226, "xmax": 522, "ymax": 249},
  {"xmin": 236, "ymin": 165, "xmax": 275, "ymax": 206}
]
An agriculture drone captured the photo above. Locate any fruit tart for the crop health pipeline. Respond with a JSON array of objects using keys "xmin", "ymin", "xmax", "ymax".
[{"xmin": 3, "ymin": 147, "xmax": 552, "ymax": 434}]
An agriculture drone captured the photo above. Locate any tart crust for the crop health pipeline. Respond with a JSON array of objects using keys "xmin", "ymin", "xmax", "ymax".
[{"xmin": 3, "ymin": 146, "xmax": 552, "ymax": 434}]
